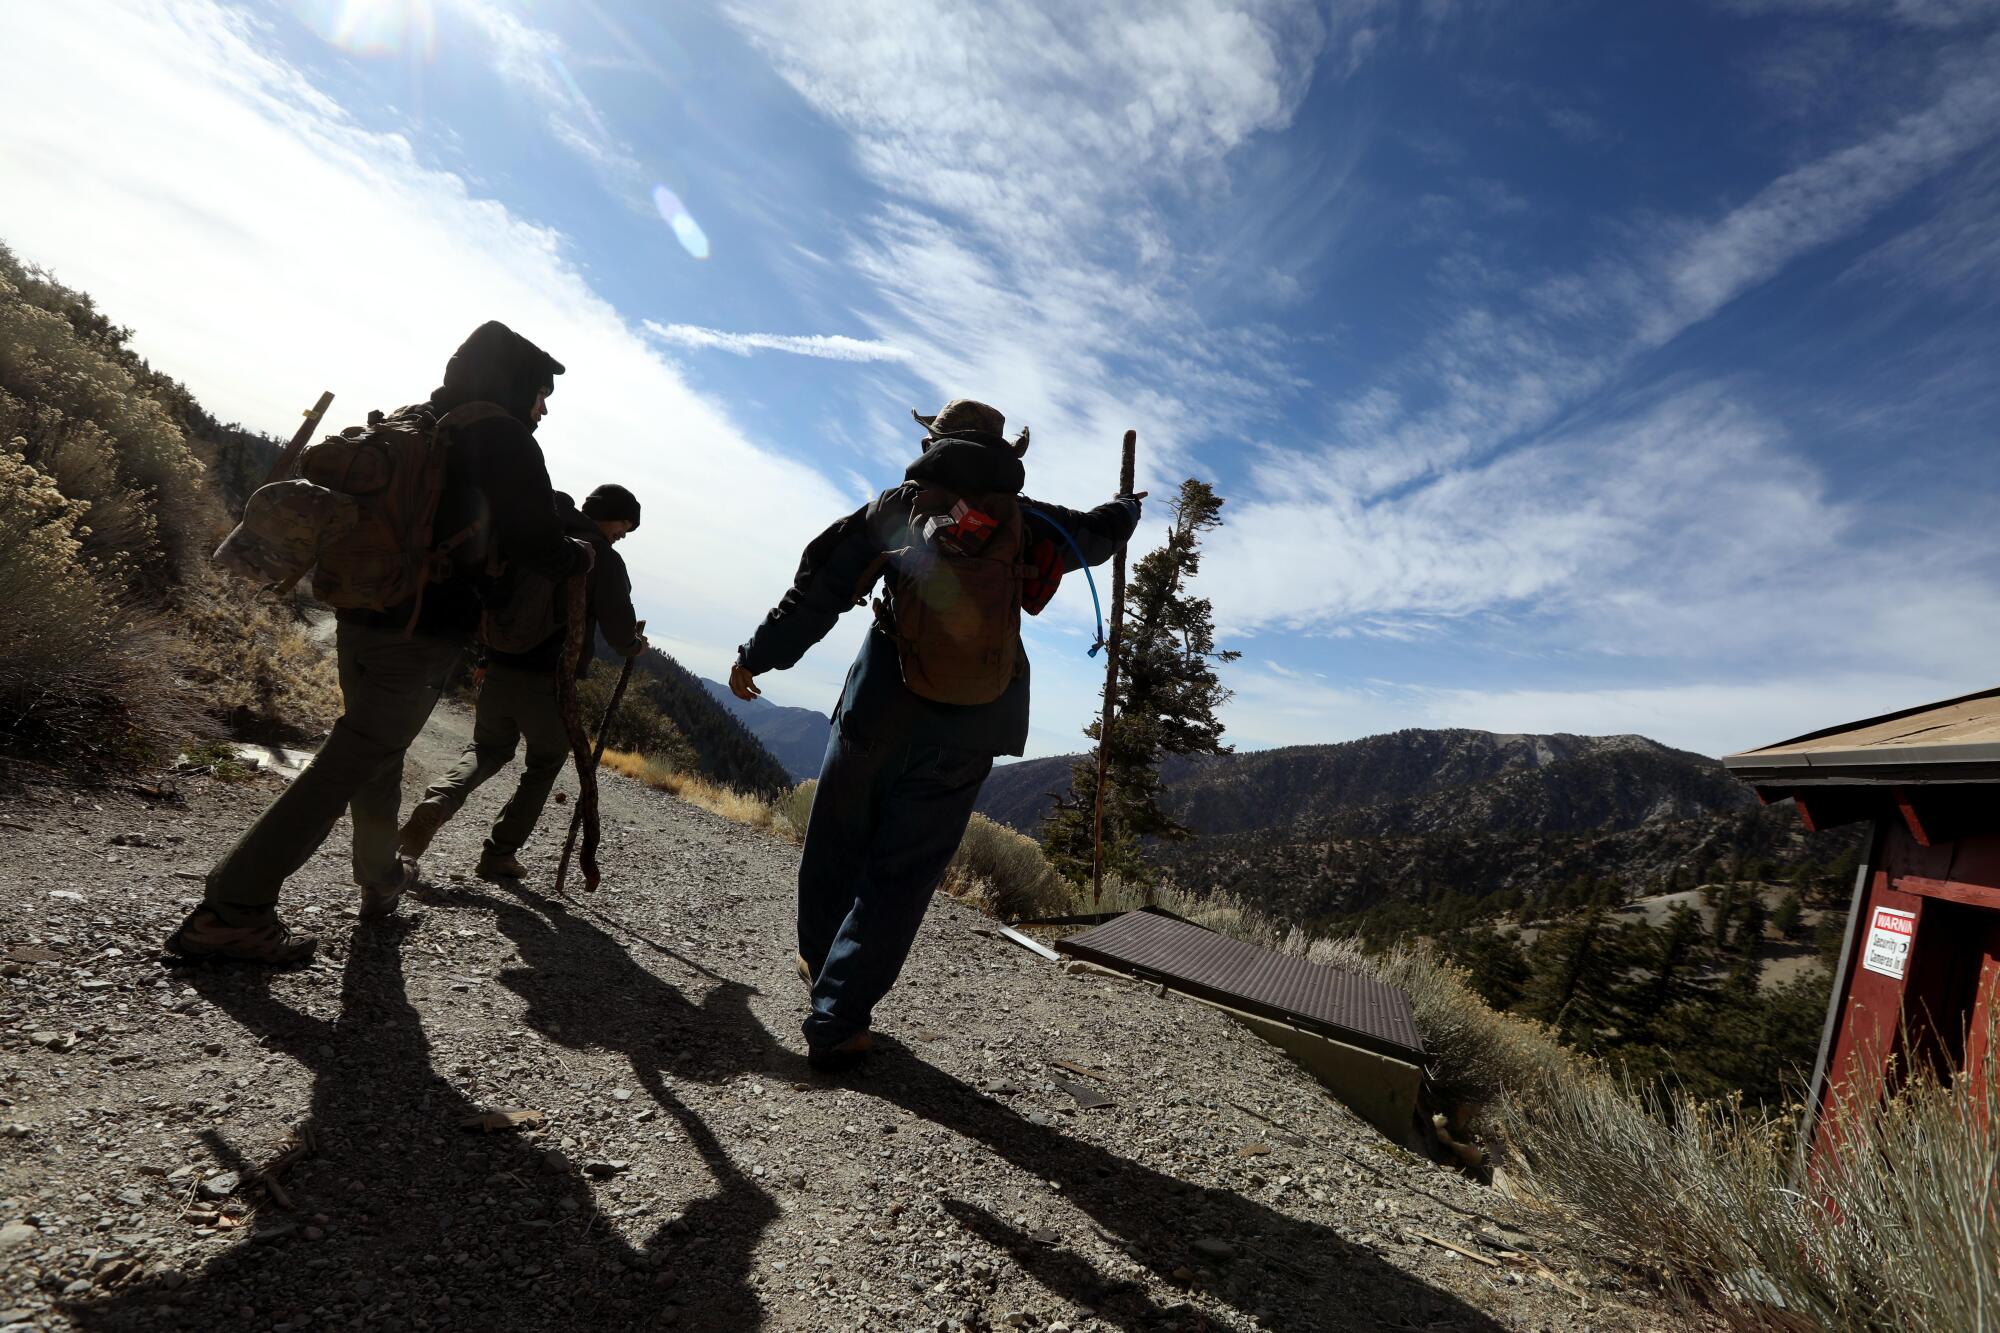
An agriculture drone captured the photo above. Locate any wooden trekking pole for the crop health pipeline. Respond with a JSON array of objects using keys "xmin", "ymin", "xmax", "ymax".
[
  {"xmin": 555, "ymin": 619, "xmax": 645, "ymax": 898},
  {"xmin": 261, "ymin": 391, "xmax": 335, "ymax": 488},
  {"xmin": 1090, "ymin": 430, "xmax": 1137, "ymax": 905}
]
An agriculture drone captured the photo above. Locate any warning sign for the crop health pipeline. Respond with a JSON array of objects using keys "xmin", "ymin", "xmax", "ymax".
[{"xmin": 1860, "ymin": 906, "xmax": 1916, "ymax": 980}]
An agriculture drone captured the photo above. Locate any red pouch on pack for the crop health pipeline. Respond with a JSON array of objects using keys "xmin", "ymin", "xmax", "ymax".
[{"xmin": 1022, "ymin": 534, "xmax": 1063, "ymax": 615}]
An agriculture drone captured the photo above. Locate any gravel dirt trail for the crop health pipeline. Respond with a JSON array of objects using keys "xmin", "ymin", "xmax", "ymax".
[{"xmin": 1, "ymin": 707, "xmax": 1674, "ymax": 1332}]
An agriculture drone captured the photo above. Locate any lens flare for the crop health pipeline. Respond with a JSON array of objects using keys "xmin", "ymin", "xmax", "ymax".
[
  {"xmin": 651, "ymin": 185, "xmax": 710, "ymax": 260},
  {"xmin": 296, "ymin": 0, "xmax": 437, "ymax": 59}
]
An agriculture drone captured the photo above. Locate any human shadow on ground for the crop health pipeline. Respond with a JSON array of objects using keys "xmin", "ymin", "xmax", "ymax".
[
  {"xmin": 66, "ymin": 890, "xmax": 784, "ymax": 1332},
  {"xmin": 856, "ymin": 1044, "xmax": 1508, "ymax": 1332}
]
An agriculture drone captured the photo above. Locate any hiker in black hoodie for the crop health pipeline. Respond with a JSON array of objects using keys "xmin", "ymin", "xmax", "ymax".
[
  {"xmin": 396, "ymin": 484, "xmax": 647, "ymax": 881},
  {"xmin": 732, "ymin": 400, "xmax": 1139, "ymax": 1070},
  {"xmin": 167, "ymin": 322, "xmax": 591, "ymax": 965}
]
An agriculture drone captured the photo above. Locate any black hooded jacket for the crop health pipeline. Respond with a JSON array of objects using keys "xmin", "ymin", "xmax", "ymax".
[
  {"xmin": 338, "ymin": 321, "xmax": 590, "ymax": 639},
  {"xmin": 736, "ymin": 438, "xmax": 1138, "ymax": 756}
]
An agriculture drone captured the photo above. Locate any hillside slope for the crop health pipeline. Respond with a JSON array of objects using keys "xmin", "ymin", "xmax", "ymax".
[
  {"xmin": 0, "ymin": 710, "xmax": 1659, "ymax": 1331},
  {"xmin": 978, "ymin": 730, "xmax": 1749, "ymax": 838},
  {"xmin": 700, "ymin": 676, "xmax": 831, "ymax": 783}
]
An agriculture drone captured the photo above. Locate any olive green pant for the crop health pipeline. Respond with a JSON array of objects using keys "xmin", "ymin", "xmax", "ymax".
[
  {"xmin": 206, "ymin": 622, "xmax": 462, "ymax": 920},
  {"xmin": 409, "ymin": 663, "xmax": 571, "ymax": 857}
]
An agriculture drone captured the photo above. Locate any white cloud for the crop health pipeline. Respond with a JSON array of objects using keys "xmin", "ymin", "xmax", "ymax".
[
  {"xmin": 0, "ymin": 0, "xmax": 852, "ymax": 692},
  {"xmin": 718, "ymin": 1, "xmax": 1333, "ymax": 504},
  {"xmin": 642, "ymin": 321, "xmax": 912, "ymax": 363}
]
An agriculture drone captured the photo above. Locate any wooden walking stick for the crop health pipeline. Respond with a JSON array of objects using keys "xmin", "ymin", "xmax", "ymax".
[
  {"xmin": 261, "ymin": 391, "xmax": 335, "ymax": 487},
  {"xmin": 1091, "ymin": 430, "xmax": 1138, "ymax": 905},
  {"xmin": 555, "ymin": 619, "xmax": 646, "ymax": 897}
]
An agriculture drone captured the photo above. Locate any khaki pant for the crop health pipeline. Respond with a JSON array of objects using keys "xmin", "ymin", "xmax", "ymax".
[
  {"xmin": 410, "ymin": 663, "xmax": 571, "ymax": 856},
  {"xmin": 206, "ymin": 622, "xmax": 461, "ymax": 919}
]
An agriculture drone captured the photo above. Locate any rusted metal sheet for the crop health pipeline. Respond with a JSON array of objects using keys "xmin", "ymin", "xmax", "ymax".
[{"xmin": 1055, "ymin": 910, "xmax": 1423, "ymax": 1062}]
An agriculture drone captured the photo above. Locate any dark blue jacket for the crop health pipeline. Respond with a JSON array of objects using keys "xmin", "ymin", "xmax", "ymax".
[{"xmin": 736, "ymin": 438, "xmax": 1138, "ymax": 756}]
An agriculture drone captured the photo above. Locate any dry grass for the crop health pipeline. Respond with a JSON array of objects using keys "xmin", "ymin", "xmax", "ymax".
[
  {"xmin": 600, "ymin": 748, "xmax": 786, "ymax": 833},
  {"xmin": 1498, "ymin": 1024, "xmax": 2000, "ymax": 1330}
]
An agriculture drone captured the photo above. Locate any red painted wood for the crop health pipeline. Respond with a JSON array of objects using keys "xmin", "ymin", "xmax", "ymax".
[
  {"xmin": 1894, "ymin": 875, "xmax": 2000, "ymax": 912},
  {"xmin": 1814, "ymin": 820, "xmax": 2000, "ymax": 1161}
]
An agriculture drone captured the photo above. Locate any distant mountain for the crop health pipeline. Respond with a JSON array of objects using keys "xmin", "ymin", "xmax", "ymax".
[
  {"xmin": 973, "ymin": 728, "xmax": 1854, "ymax": 922},
  {"xmin": 978, "ymin": 730, "xmax": 1750, "ymax": 838},
  {"xmin": 700, "ymin": 678, "xmax": 831, "ymax": 784}
]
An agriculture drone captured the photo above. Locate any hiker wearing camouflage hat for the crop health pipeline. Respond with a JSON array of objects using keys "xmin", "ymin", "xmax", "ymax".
[{"xmin": 732, "ymin": 398, "xmax": 1141, "ymax": 1072}]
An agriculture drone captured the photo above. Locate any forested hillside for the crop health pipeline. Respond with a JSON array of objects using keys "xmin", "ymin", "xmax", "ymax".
[
  {"xmin": 0, "ymin": 242, "xmax": 337, "ymax": 775},
  {"xmin": 589, "ymin": 637, "xmax": 792, "ymax": 796}
]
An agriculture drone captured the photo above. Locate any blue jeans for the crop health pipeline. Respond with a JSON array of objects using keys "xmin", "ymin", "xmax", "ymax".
[{"xmin": 797, "ymin": 728, "xmax": 993, "ymax": 1050}]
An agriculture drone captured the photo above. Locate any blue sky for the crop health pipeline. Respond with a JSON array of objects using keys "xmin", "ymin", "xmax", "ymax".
[{"xmin": 4, "ymin": 0, "xmax": 1999, "ymax": 759}]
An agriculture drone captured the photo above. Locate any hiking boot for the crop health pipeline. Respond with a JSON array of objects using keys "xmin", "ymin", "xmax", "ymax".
[
  {"xmin": 398, "ymin": 802, "xmax": 451, "ymax": 859},
  {"xmin": 807, "ymin": 1031, "xmax": 874, "ymax": 1073},
  {"xmin": 795, "ymin": 953, "xmax": 814, "ymax": 989},
  {"xmin": 359, "ymin": 857, "xmax": 418, "ymax": 920},
  {"xmin": 164, "ymin": 907, "xmax": 317, "ymax": 966},
  {"xmin": 475, "ymin": 849, "xmax": 527, "ymax": 881}
]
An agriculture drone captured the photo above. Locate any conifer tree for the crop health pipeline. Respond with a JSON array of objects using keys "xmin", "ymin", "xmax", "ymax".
[{"xmin": 1042, "ymin": 479, "xmax": 1240, "ymax": 885}]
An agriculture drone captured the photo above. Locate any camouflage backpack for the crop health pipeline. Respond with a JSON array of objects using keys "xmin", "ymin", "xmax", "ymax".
[
  {"xmin": 869, "ymin": 485, "xmax": 1030, "ymax": 706},
  {"xmin": 213, "ymin": 401, "xmax": 509, "ymax": 629}
]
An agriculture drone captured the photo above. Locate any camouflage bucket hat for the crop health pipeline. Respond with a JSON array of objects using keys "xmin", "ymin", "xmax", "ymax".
[
  {"xmin": 213, "ymin": 479, "xmax": 359, "ymax": 588},
  {"xmin": 912, "ymin": 398, "xmax": 1029, "ymax": 458}
]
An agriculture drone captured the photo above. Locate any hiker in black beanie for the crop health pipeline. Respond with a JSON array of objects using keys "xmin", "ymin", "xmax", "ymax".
[{"xmin": 397, "ymin": 483, "xmax": 647, "ymax": 880}]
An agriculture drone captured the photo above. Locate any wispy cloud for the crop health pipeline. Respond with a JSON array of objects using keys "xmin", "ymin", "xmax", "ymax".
[
  {"xmin": 642, "ymin": 320, "xmax": 912, "ymax": 362},
  {"xmin": 0, "ymin": 0, "xmax": 850, "ymax": 693},
  {"xmin": 718, "ymin": 0, "xmax": 1339, "ymax": 500}
]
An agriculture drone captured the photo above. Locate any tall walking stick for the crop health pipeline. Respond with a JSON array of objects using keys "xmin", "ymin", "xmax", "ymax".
[
  {"xmin": 261, "ymin": 391, "xmax": 336, "ymax": 487},
  {"xmin": 555, "ymin": 618, "xmax": 646, "ymax": 897},
  {"xmin": 1091, "ymin": 430, "xmax": 1137, "ymax": 905}
]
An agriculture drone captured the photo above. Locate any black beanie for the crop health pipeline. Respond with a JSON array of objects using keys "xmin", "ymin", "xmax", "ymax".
[{"xmin": 581, "ymin": 483, "xmax": 641, "ymax": 530}]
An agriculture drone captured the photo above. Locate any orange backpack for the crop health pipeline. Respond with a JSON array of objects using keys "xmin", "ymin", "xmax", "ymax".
[{"xmin": 873, "ymin": 485, "xmax": 1030, "ymax": 705}]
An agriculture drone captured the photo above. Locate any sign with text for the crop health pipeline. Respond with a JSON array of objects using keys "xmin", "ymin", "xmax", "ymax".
[{"xmin": 1860, "ymin": 906, "xmax": 1916, "ymax": 980}]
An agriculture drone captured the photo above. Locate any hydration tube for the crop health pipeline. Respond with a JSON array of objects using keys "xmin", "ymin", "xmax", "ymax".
[{"xmin": 1023, "ymin": 506, "xmax": 1108, "ymax": 656}]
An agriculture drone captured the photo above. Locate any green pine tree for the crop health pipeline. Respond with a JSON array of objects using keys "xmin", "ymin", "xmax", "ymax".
[{"xmin": 1043, "ymin": 479, "xmax": 1240, "ymax": 886}]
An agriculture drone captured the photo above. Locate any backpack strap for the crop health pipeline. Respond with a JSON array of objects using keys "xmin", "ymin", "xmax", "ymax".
[{"xmin": 396, "ymin": 401, "xmax": 513, "ymax": 636}]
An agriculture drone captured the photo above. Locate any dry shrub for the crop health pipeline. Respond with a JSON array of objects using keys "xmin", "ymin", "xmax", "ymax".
[
  {"xmin": 600, "ymin": 748, "xmax": 780, "ymax": 831},
  {"xmin": 1499, "ymin": 1019, "xmax": 2000, "ymax": 1330},
  {"xmin": 940, "ymin": 813, "xmax": 1072, "ymax": 920},
  {"xmin": 172, "ymin": 565, "xmax": 340, "ymax": 739},
  {"xmin": 0, "ymin": 446, "xmax": 201, "ymax": 771},
  {"xmin": 775, "ymin": 779, "xmax": 816, "ymax": 842}
]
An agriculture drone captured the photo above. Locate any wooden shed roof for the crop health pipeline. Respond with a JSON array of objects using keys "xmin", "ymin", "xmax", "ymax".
[{"xmin": 1724, "ymin": 685, "xmax": 2000, "ymax": 786}]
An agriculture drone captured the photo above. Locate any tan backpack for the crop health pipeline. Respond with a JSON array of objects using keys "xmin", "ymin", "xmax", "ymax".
[
  {"xmin": 213, "ymin": 401, "xmax": 509, "ymax": 631},
  {"xmin": 871, "ymin": 485, "xmax": 1030, "ymax": 705}
]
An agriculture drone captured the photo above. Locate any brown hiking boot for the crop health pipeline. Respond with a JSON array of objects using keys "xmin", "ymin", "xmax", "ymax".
[
  {"xmin": 164, "ymin": 907, "xmax": 317, "ymax": 966},
  {"xmin": 359, "ymin": 857, "xmax": 418, "ymax": 920},
  {"xmin": 398, "ymin": 802, "xmax": 450, "ymax": 859},
  {"xmin": 795, "ymin": 953, "xmax": 814, "ymax": 989},
  {"xmin": 807, "ymin": 1031, "xmax": 874, "ymax": 1073},
  {"xmin": 475, "ymin": 849, "xmax": 526, "ymax": 881}
]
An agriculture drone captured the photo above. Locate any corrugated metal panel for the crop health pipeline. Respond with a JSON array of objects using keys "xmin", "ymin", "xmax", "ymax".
[{"xmin": 1055, "ymin": 910, "xmax": 1424, "ymax": 1062}]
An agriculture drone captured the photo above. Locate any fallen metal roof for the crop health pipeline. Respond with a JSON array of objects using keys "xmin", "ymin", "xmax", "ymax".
[
  {"xmin": 1055, "ymin": 910, "xmax": 1424, "ymax": 1063},
  {"xmin": 1723, "ymin": 683, "xmax": 2000, "ymax": 785}
]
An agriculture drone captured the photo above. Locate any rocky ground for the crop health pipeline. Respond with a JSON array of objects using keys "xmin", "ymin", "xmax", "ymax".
[{"xmin": 1, "ymin": 708, "xmax": 1681, "ymax": 1332}]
